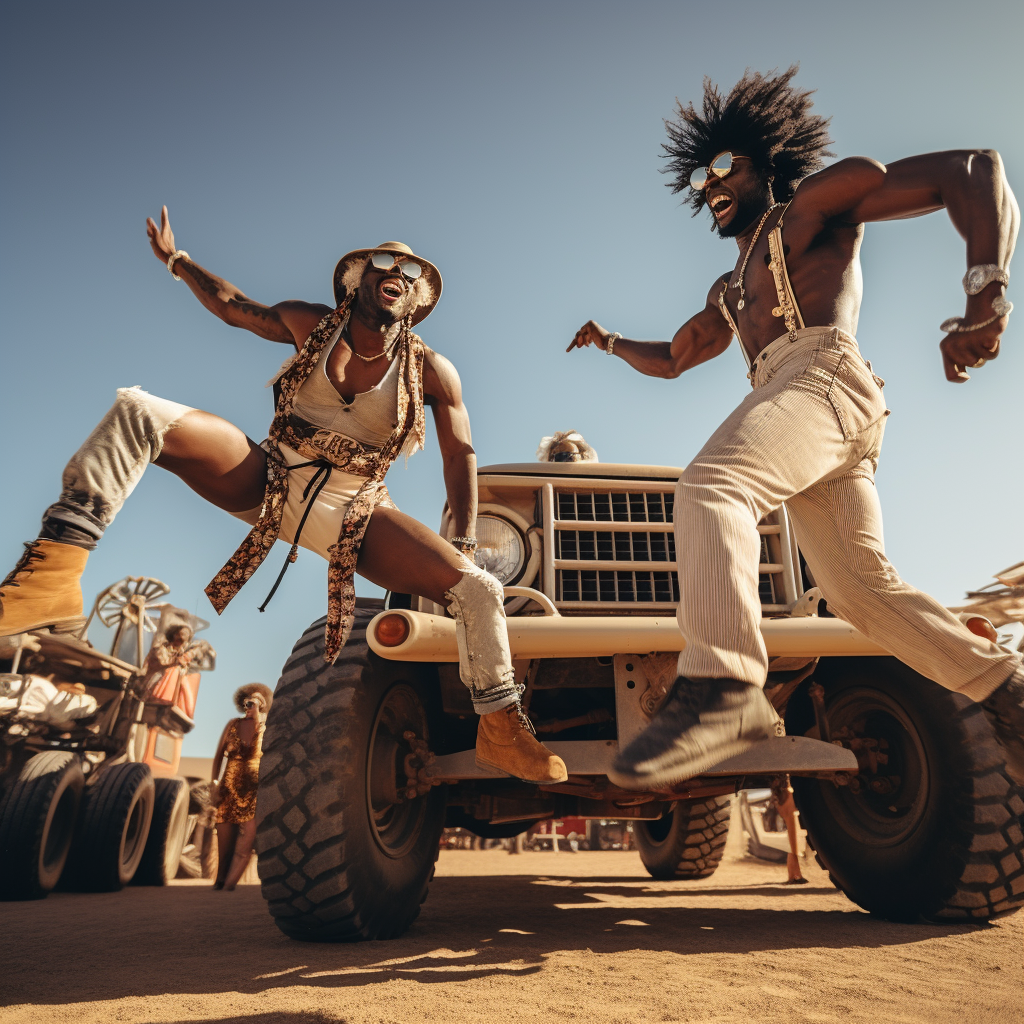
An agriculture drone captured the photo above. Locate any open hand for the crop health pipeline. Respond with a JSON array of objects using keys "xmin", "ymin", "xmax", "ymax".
[
  {"xmin": 567, "ymin": 320, "xmax": 611, "ymax": 353},
  {"xmin": 145, "ymin": 205, "xmax": 177, "ymax": 264}
]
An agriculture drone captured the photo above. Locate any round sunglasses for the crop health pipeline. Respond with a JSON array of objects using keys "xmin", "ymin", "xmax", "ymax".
[
  {"xmin": 370, "ymin": 251, "xmax": 423, "ymax": 282},
  {"xmin": 689, "ymin": 152, "xmax": 752, "ymax": 192}
]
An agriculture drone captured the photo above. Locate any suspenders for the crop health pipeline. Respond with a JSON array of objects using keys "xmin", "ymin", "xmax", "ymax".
[{"xmin": 718, "ymin": 201, "xmax": 806, "ymax": 354}]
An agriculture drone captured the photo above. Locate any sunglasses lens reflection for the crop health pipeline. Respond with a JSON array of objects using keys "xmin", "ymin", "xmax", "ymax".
[
  {"xmin": 710, "ymin": 152, "xmax": 734, "ymax": 178},
  {"xmin": 397, "ymin": 260, "xmax": 422, "ymax": 280},
  {"xmin": 689, "ymin": 166, "xmax": 709, "ymax": 190},
  {"xmin": 370, "ymin": 252, "xmax": 394, "ymax": 270}
]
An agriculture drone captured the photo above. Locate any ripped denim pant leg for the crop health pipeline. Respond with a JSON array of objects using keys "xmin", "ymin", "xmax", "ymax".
[{"xmin": 444, "ymin": 564, "xmax": 520, "ymax": 714}]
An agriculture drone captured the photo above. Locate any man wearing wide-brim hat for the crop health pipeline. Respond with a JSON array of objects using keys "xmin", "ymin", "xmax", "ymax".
[{"xmin": 0, "ymin": 207, "xmax": 567, "ymax": 786}]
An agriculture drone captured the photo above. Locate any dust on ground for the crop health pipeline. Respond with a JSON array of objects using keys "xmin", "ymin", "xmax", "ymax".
[{"xmin": 1, "ymin": 821, "xmax": 1020, "ymax": 1024}]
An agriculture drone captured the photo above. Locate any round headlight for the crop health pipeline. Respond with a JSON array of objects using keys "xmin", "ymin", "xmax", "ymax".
[{"xmin": 471, "ymin": 515, "xmax": 525, "ymax": 585}]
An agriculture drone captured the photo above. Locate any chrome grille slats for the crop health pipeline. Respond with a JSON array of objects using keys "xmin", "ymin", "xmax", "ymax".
[{"xmin": 541, "ymin": 480, "xmax": 798, "ymax": 614}]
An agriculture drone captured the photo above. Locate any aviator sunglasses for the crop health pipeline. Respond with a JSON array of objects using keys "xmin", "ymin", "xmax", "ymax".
[
  {"xmin": 370, "ymin": 251, "xmax": 423, "ymax": 282},
  {"xmin": 689, "ymin": 152, "xmax": 752, "ymax": 192}
]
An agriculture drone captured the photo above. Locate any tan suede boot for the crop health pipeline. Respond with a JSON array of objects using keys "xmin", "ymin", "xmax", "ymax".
[
  {"xmin": 0, "ymin": 540, "xmax": 89, "ymax": 637},
  {"xmin": 476, "ymin": 704, "xmax": 569, "ymax": 784}
]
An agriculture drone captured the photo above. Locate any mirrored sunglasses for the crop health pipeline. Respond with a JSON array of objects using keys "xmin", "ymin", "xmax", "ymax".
[
  {"xmin": 689, "ymin": 152, "xmax": 749, "ymax": 192},
  {"xmin": 243, "ymin": 699, "xmax": 261, "ymax": 709},
  {"xmin": 370, "ymin": 251, "xmax": 423, "ymax": 281}
]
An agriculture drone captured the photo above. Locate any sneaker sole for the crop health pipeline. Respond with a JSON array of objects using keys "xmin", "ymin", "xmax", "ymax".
[
  {"xmin": 607, "ymin": 735, "xmax": 761, "ymax": 790},
  {"xmin": 475, "ymin": 756, "xmax": 569, "ymax": 786}
]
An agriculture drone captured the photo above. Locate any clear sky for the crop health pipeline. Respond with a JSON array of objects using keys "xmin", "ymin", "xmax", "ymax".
[{"xmin": 2, "ymin": 0, "xmax": 1021, "ymax": 757}]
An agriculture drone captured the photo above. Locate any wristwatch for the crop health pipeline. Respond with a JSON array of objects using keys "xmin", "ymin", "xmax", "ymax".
[{"xmin": 963, "ymin": 264, "xmax": 1009, "ymax": 295}]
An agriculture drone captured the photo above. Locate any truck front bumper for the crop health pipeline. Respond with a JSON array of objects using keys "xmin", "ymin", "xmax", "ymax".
[{"xmin": 367, "ymin": 610, "xmax": 888, "ymax": 662}]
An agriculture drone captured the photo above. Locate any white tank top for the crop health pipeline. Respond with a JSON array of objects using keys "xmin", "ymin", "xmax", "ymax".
[{"xmin": 291, "ymin": 328, "xmax": 401, "ymax": 447}]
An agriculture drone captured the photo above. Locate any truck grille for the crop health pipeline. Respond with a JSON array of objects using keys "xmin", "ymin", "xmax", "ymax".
[{"xmin": 544, "ymin": 484, "xmax": 790, "ymax": 612}]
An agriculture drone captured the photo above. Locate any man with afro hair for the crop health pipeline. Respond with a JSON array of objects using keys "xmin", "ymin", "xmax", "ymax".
[{"xmin": 570, "ymin": 67, "xmax": 1023, "ymax": 789}]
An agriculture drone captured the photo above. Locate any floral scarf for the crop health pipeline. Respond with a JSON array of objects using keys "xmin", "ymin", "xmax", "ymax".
[{"xmin": 204, "ymin": 300, "xmax": 426, "ymax": 662}]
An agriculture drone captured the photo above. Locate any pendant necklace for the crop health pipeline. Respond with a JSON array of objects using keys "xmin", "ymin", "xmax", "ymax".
[{"xmin": 731, "ymin": 203, "xmax": 780, "ymax": 310}]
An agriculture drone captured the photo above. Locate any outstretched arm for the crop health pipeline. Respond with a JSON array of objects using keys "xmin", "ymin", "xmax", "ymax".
[
  {"xmin": 567, "ymin": 275, "xmax": 735, "ymax": 378},
  {"xmin": 797, "ymin": 152, "xmax": 1019, "ymax": 381},
  {"xmin": 424, "ymin": 351, "xmax": 477, "ymax": 541},
  {"xmin": 146, "ymin": 206, "xmax": 330, "ymax": 349}
]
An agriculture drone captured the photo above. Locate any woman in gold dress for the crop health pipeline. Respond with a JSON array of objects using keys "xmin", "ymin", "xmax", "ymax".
[{"xmin": 210, "ymin": 683, "xmax": 272, "ymax": 890}]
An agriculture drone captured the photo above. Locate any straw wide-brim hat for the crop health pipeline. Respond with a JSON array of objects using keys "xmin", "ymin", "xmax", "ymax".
[
  {"xmin": 234, "ymin": 682, "xmax": 273, "ymax": 714},
  {"xmin": 332, "ymin": 241, "xmax": 442, "ymax": 326}
]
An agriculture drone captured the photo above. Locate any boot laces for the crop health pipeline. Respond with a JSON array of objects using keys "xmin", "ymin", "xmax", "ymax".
[
  {"xmin": 507, "ymin": 690, "xmax": 536, "ymax": 735},
  {"xmin": 1, "ymin": 542, "xmax": 44, "ymax": 590}
]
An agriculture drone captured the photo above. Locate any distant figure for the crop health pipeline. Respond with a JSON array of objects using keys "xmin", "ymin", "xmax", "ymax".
[
  {"xmin": 210, "ymin": 683, "xmax": 272, "ymax": 890},
  {"xmin": 142, "ymin": 623, "xmax": 215, "ymax": 732},
  {"xmin": 537, "ymin": 430, "xmax": 599, "ymax": 463}
]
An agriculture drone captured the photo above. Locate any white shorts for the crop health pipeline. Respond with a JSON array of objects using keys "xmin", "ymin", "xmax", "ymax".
[{"xmin": 230, "ymin": 443, "xmax": 365, "ymax": 560}]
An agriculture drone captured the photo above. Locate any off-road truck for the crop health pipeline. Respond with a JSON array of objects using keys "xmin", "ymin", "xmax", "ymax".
[
  {"xmin": 0, "ymin": 577, "xmax": 215, "ymax": 898},
  {"xmin": 255, "ymin": 460, "xmax": 1024, "ymax": 941}
]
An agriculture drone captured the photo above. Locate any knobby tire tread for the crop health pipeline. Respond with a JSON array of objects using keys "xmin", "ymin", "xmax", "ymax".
[
  {"xmin": 256, "ymin": 612, "xmax": 443, "ymax": 942},
  {"xmin": 0, "ymin": 752, "xmax": 82, "ymax": 899}
]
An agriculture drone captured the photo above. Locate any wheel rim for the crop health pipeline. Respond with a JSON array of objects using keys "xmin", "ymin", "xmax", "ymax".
[
  {"xmin": 164, "ymin": 794, "xmax": 190, "ymax": 878},
  {"xmin": 818, "ymin": 687, "xmax": 930, "ymax": 848},
  {"xmin": 641, "ymin": 810, "xmax": 674, "ymax": 845},
  {"xmin": 365, "ymin": 684, "xmax": 430, "ymax": 859}
]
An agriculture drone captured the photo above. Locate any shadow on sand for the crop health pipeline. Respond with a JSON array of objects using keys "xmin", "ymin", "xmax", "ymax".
[{"xmin": 1, "ymin": 871, "xmax": 989, "ymax": 1008}]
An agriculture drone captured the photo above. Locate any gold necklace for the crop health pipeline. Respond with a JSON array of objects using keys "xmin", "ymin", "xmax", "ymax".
[
  {"xmin": 347, "ymin": 327, "xmax": 399, "ymax": 363},
  {"xmin": 731, "ymin": 203, "xmax": 780, "ymax": 310}
]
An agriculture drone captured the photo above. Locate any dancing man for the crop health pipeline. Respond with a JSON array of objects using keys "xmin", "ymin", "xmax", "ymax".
[
  {"xmin": 0, "ymin": 208, "xmax": 567, "ymax": 785},
  {"xmin": 569, "ymin": 68, "xmax": 1023, "ymax": 788}
]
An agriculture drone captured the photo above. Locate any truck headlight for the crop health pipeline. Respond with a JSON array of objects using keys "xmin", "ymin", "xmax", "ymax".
[{"xmin": 472, "ymin": 515, "xmax": 525, "ymax": 585}]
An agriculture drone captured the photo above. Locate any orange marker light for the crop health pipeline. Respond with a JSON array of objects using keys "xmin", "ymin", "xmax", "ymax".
[
  {"xmin": 375, "ymin": 613, "xmax": 410, "ymax": 648},
  {"xmin": 964, "ymin": 616, "xmax": 998, "ymax": 643}
]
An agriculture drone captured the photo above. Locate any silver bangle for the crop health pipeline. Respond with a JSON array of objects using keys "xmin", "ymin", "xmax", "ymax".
[
  {"xmin": 963, "ymin": 264, "xmax": 1009, "ymax": 295},
  {"xmin": 605, "ymin": 332, "xmax": 622, "ymax": 355},
  {"xmin": 167, "ymin": 250, "xmax": 190, "ymax": 281},
  {"xmin": 940, "ymin": 296, "xmax": 1013, "ymax": 334},
  {"xmin": 450, "ymin": 535, "xmax": 477, "ymax": 552}
]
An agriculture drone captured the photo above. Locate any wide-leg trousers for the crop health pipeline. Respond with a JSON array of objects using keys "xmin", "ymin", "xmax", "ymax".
[{"xmin": 674, "ymin": 326, "xmax": 1019, "ymax": 701}]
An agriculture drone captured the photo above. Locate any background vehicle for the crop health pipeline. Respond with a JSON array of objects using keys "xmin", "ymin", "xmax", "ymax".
[
  {"xmin": 256, "ymin": 460, "xmax": 1024, "ymax": 941},
  {"xmin": 0, "ymin": 577, "xmax": 215, "ymax": 899}
]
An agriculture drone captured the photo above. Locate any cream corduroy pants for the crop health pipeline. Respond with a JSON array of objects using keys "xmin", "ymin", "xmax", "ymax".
[{"xmin": 674, "ymin": 326, "xmax": 1019, "ymax": 701}]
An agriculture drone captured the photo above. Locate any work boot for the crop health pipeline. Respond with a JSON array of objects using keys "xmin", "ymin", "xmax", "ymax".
[
  {"xmin": 609, "ymin": 677, "xmax": 781, "ymax": 790},
  {"xmin": 0, "ymin": 540, "xmax": 89, "ymax": 638},
  {"xmin": 476, "ymin": 702, "xmax": 568, "ymax": 784},
  {"xmin": 981, "ymin": 665, "xmax": 1024, "ymax": 785}
]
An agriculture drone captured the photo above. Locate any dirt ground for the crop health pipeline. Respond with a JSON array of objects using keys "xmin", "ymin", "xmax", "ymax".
[{"xmin": 1, "ymin": 820, "xmax": 1021, "ymax": 1024}]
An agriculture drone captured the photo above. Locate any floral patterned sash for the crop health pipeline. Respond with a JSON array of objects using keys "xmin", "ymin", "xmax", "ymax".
[{"xmin": 205, "ymin": 301, "xmax": 425, "ymax": 662}]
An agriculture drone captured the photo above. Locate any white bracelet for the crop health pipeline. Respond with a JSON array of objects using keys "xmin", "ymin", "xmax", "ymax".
[
  {"xmin": 606, "ymin": 332, "xmax": 622, "ymax": 355},
  {"xmin": 167, "ymin": 250, "xmax": 190, "ymax": 281}
]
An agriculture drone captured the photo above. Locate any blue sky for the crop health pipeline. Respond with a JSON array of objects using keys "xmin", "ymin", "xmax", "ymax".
[{"xmin": 2, "ymin": 0, "xmax": 1021, "ymax": 756}]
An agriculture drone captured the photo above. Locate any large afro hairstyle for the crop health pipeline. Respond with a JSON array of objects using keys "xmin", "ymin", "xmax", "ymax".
[
  {"xmin": 234, "ymin": 682, "xmax": 274, "ymax": 714},
  {"xmin": 663, "ymin": 65, "xmax": 834, "ymax": 214}
]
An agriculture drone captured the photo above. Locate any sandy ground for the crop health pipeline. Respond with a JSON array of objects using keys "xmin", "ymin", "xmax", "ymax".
[{"xmin": 1, "ymin": 821, "xmax": 1021, "ymax": 1024}]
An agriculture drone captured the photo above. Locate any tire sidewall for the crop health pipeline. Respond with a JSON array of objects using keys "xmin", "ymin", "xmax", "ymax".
[{"xmin": 792, "ymin": 659, "xmax": 979, "ymax": 918}]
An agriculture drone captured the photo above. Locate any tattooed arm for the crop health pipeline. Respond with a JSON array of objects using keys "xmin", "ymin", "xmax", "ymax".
[{"xmin": 146, "ymin": 205, "xmax": 329, "ymax": 348}]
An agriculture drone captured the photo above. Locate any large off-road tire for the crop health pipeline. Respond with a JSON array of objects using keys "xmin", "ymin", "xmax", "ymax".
[
  {"xmin": 61, "ymin": 762, "xmax": 155, "ymax": 891},
  {"xmin": 0, "ymin": 752, "xmax": 84, "ymax": 900},
  {"xmin": 256, "ymin": 611, "xmax": 447, "ymax": 942},
  {"xmin": 635, "ymin": 796, "xmax": 733, "ymax": 879},
  {"xmin": 135, "ymin": 777, "xmax": 189, "ymax": 885},
  {"xmin": 790, "ymin": 657, "xmax": 1024, "ymax": 922}
]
